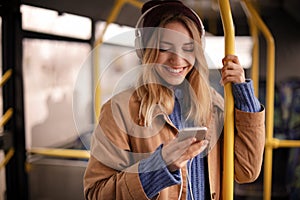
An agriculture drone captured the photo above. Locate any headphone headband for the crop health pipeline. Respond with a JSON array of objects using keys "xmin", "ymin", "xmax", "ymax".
[
  {"xmin": 135, "ymin": 0, "xmax": 205, "ymax": 58},
  {"xmin": 136, "ymin": 1, "xmax": 205, "ymax": 38},
  {"xmin": 135, "ymin": 4, "xmax": 160, "ymax": 38}
]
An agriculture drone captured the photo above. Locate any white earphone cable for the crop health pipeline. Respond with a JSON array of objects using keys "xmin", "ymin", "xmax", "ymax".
[
  {"xmin": 178, "ymin": 169, "xmax": 183, "ymax": 200},
  {"xmin": 187, "ymin": 158, "xmax": 195, "ymax": 200}
]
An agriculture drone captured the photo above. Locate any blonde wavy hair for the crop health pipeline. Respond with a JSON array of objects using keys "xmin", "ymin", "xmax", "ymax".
[{"xmin": 136, "ymin": 14, "xmax": 212, "ymax": 127}]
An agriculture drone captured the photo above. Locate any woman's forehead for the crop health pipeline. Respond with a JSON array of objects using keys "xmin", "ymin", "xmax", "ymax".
[{"xmin": 159, "ymin": 26, "xmax": 193, "ymax": 44}]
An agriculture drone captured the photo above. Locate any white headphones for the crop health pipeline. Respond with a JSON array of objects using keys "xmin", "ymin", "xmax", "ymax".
[{"xmin": 134, "ymin": 1, "xmax": 205, "ymax": 59}]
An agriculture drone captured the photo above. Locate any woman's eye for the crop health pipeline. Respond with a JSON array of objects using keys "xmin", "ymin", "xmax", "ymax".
[
  {"xmin": 182, "ymin": 44, "xmax": 194, "ymax": 52},
  {"xmin": 159, "ymin": 45, "xmax": 171, "ymax": 52},
  {"xmin": 159, "ymin": 48, "xmax": 169, "ymax": 52},
  {"xmin": 182, "ymin": 48, "xmax": 194, "ymax": 52},
  {"xmin": 158, "ymin": 43, "xmax": 194, "ymax": 53}
]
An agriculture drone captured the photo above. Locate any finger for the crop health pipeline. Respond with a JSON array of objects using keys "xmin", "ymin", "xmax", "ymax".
[
  {"xmin": 162, "ymin": 137, "xmax": 195, "ymax": 164},
  {"xmin": 166, "ymin": 140, "xmax": 209, "ymax": 171},
  {"xmin": 174, "ymin": 139, "xmax": 209, "ymax": 164},
  {"xmin": 166, "ymin": 137, "xmax": 207, "ymax": 165},
  {"xmin": 222, "ymin": 61, "xmax": 243, "ymax": 72},
  {"xmin": 221, "ymin": 64, "xmax": 245, "ymax": 84},
  {"xmin": 222, "ymin": 67, "xmax": 243, "ymax": 79},
  {"xmin": 187, "ymin": 139, "xmax": 209, "ymax": 158},
  {"xmin": 222, "ymin": 74, "xmax": 245, "ymax": 84},
  {"xmin": 222, "ymin": 55, "xmax": 240, "ymax": 66}
]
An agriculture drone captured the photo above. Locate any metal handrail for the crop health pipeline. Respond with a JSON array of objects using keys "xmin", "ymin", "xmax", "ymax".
[
  {"xmin": 93, "ymin": 0, "xmax": 143, "ymax": 120},
  {"xmin": 218, "ymin": 0, "xmax": 236, "ymax": 199},
  {"xmin": 0, "ymin": 69, "xmax": 12, "ymax": 87},
  {"xmin": 0, "ymin": 70, "xmax": 14, "ymax": 169},
  {"xmin": 266, "ymin": 138, "xmax": 300, "ymax": 149},
  {"xmin": 28, "ymin": 148, "xmax": 90, "ymax": 159},
  {"xmin": 242, "ymin": 3, "xmax": 300, "ymax": 199},
  {"xmin": 0, "ymin": 108, "xmax": 13, "ymax": 127},
  {"xmin": 95, "ymin": 0, "xmax": 143, "ymax": 46},
  {"xmin": 240, "ymin": 1, "xmax": 275, "ymax": 199},
  {"xmin": 0, "ymin": 148, "xmax": 15, "ymax": 170}
]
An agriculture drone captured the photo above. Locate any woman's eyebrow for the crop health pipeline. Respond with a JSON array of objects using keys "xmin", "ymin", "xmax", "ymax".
[
  {"xmin": 183, "ymin": 42, "xmax": 194, "ymax": 46},
  {"xmin": 159, "ymin": 41, "xmax": 172, "ymax": 45}
]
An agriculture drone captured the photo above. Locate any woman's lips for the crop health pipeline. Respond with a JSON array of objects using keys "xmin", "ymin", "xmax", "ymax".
[{"xmin": 164, "ymin": 66, "xmax": 186, "ymax": 75}]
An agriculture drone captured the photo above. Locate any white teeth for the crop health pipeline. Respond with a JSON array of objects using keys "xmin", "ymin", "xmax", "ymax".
[{"xmin": 167, "ymin": 67, "xmax": 183, "ymax": 73}]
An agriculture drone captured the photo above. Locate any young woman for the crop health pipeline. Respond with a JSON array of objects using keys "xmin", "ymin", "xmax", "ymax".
[{"xmin": 83, "ymin": 1, "xmax": 265, "ymax": 199}]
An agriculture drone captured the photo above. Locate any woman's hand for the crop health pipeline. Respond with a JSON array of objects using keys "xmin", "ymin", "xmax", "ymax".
[
  {"xmin": 161, "ymin": 137, "xmax": 209, "ymax": 172},
  {"xmin": 220, "ymin": 55, "xmax": 245, "ymax": 85}
]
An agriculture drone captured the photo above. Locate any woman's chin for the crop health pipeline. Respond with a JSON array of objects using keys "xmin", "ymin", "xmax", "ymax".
[{"xmin": 164, "ymin": 78, "xmax": 185, "ymax": 86}]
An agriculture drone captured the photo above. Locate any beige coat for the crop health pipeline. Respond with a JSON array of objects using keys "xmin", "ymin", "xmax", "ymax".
[{"xmin": 84, "ymin": 88, "xmax": 265, "ymax": 200}]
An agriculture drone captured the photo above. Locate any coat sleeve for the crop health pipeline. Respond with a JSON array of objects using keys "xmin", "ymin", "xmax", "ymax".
[
  {"xmin": 83, "ymin": 100, "xmax": 153, "ymax": 200},
  {"xmin": 84, "ymin": 155, "xmax": 151, "ymax": 200},
  {"xmin": 234, "ymin": 106, "xmax": 265, "ymax": 183}
]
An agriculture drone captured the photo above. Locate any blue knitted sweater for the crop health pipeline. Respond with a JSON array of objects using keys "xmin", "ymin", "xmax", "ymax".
[{"xmin": 138, "ymin": 80, "xmax": 261, "ymax": 200}]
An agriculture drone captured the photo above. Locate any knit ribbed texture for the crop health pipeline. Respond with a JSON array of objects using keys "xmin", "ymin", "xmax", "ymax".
[
  {"xmin": 139, "ymin": 145, "xmax": 181, "ymax": 198},
  {"xmin": 232, "ymin": 80, "xmax": 261, "ymax": 112},
  {"xmin": 168, "ymin": 96, "xmax": 183, "ymax": 130},
  {"xmin": 187, "ymin": 156, "xmax": 207, "ymax": 200}
]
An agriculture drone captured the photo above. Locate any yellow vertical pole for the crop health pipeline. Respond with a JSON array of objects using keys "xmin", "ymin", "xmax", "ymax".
[
  {"xmin": 93, "ymin": 0, "xmax": 125, "ymax": 121},
  {"xmin": 241, "ymin": 1, "xmax": 275, "ymax": 199},
  {"xmin": 218, "ymin": 0, "xmax": 235, "ymax": 199}
]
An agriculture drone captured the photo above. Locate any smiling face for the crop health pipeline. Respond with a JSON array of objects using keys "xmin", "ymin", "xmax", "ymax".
[{"xmin": 155, "ymin": 21, "xmax": 195, "ymax": 86}]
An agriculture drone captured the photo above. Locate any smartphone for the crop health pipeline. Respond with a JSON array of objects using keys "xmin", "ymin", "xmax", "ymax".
[{"xmin": 177, "ymin": 126, "xmax": 207, "ymax": 142}]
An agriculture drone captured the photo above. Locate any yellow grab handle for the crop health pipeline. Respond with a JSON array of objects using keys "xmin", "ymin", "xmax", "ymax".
[{"xmin": 29, "ymin": 148, "xmax": 90, "ymax": 159}]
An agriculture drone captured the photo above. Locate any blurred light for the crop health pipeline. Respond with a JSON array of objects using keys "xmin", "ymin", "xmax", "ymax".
[
  {"xmin": 205, "ymin": 36, "xmax": 253, "ymax": 69},
  {"xmin": 21, "ymin": 5, "xmax": 91, "ymax": 39}
]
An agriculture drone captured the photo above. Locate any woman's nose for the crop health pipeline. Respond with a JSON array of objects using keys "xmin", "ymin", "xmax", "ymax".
[{"xmin": 169, "ymin": 51, "xmax": 184, "ymax": 65}]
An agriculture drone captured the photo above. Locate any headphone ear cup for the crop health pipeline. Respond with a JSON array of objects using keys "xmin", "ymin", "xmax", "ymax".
[{"xmin": 135, "ymin": 33, "xmax": 143, "ymax": 59}]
